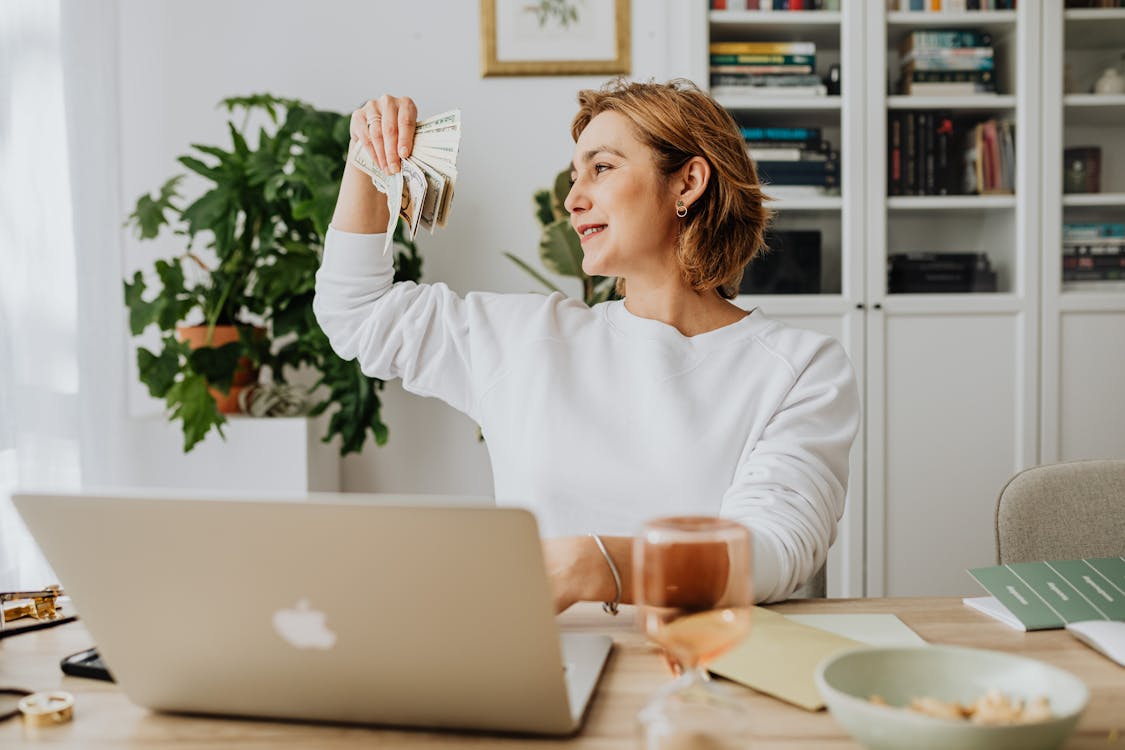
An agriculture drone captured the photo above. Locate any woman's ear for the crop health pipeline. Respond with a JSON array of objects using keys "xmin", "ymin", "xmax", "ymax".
[{"xmin": 676, "ymin": 156, "xmax": 711, "ymax": 210}]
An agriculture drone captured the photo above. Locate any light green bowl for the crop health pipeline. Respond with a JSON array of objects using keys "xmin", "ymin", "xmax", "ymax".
[{"xmin": 815, "ymin": 646, "xmax": 1088, "ymax": 750}]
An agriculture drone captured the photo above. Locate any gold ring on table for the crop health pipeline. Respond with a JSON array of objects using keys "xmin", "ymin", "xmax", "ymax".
[
  {"xmin": 0, "ymin": 688, "xmax": 32, "ymax": 723},
  {"xmin": 17, "ymin": 691, "xmax": 74, "ymax": 727}
]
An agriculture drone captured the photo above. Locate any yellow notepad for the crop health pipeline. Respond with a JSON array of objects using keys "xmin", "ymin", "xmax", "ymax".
[{"xmin": 708, "ymin": 607, "xmax": 864, "ymax": 711}]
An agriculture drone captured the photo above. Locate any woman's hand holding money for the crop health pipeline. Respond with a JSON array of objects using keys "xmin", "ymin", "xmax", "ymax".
[
  {"xmin": 352, "ymin": 94, "xmax": 417, "ymax": 175},
  {"xmin": 333, "ymin": 95, "xmax": 461, "ymax": 249},
  {"xmin": 331, "ymin": 94, "xmax": 417, "ymax": 238}
]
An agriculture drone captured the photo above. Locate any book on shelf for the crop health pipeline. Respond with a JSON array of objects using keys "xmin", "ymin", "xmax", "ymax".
[
  {"xmin": 888, "ymin": 112, "xmax": 1013, "ymax": 196},
  {"xmin": 749, "ymin": 146, "xmax": 836, "ymax": 161},
  {"xmin": 710, "ymin": 41, "xmax": 816, "ymax": 56},
  {"xmin": 740, "ymin": 126, "xmax": 822, "ymax": 148},
  {"xmin": 1063, "ymin": 146, "xmax": 1102, "ymax": 194},
  {"xmin": 901, "ymin": 48, "xmax": 995, "ymax": 70},
  {"xmin": 1063, "ymin": 221, "xmax": 1125, "ymax": 240},
  {"xmin": 711, "ymin": 0, "xmax": 841, "ymax": 9},
  {"xmin": 1063, "ymin": 1, "xmax": 1125, "ymax": 8},
  {"xmin": 712, "ymin": 84, "xmax": 828, "ymax": 97},
  {"xmin": 964, "ymin": 558, "xmax": 1125, "ymax": 632},
  {"xmin": 711, "ymin": 53, "xmax": 815, "ymax": 66},
  {"xmin": 895, "ymin": 0, "xmax": 1017, "ymax": 11},
  {"xmin": 1063, "ymin": 235, "xmax": 1125, "ymax": 281},
  {"xmin": 900, "ymin": 29, "xmax": 994, "ymax": 55},
  {"xmin": 763, "ymin": 184, "xmax": 840, "ymax": 199}
]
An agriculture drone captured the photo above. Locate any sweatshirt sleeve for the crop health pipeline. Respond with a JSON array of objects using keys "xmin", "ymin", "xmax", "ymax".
[
  {"xmin": 719, "ymin": 336, "xmax": 860, "ymax": 603},
  {"xmin": 313, "ymin": 226, "xmax": 523, "ymax": 421}
]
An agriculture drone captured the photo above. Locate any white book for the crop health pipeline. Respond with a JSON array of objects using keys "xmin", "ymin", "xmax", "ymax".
[
  {"xmin": 712, "ymin": 85, "xmax": 828, "ymax": 98},
  {"xmin": 963, "ymin": 596, "xmax": 1027, "ymax": 631}
]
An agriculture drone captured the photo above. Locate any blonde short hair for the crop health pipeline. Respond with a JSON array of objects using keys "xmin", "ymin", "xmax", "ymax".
[{"xmin": 571, "ymin": 78, "xmax": 772, "ymax": 299}]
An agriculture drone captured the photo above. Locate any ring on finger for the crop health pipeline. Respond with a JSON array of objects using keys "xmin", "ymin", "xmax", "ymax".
[{"xmin": 366, "ymin": 117, "xmax": 381, "ymax": 129}]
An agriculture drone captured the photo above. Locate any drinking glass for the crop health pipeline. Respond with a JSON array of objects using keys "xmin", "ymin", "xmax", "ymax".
[{"xmin": 634, "ymin": 516, "xmax": 753, "ymax": 750}]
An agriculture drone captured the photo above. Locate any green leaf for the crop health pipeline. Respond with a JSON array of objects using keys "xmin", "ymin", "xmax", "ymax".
[
  {"xmin": 538, "ymin": 218, "xmax": 584, "ymax": 278},
  {"xmin": 551, "ymin": 168, "xmax": 571, "ymax": 219},
  {"xmin": 166, "ymin": 372, "xmax": 225, "ymax": 452},
  {"xmin": 187, "ymin": 341, "xmax": 244, "ymax": 393},
  {"xmin": 125, "ymin": 176, "xmax": 183, "ymax": 239},
  {"xmin": 532, "ymin": 189, "xmax": 555, "ymax": 228},
  {"xmin": 136, "ymin": 339, "xmax": 181, "ymax": 398},
  {"xmin": 181, "ymin": 186, "xmax": 233, "ymax": 239},
  {"xmin": 123, "ymin": 271, "xmax": 158, "ymax": 335},
  {"xmin": 503, "ymin": 252, "xmax": 563, "ymax": 294},
  {"xmin": 177, "ymin": 155, "xmax": 222, "ymax": 182}
]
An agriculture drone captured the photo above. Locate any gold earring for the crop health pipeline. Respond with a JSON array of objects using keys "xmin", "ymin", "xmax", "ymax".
[{"xmin": 675, "ymin": 199, "xmax": 688, "ymax": 218}]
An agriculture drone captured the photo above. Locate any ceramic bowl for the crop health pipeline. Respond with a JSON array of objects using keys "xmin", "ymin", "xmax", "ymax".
[{"xmin": 815, "ymin": 646, "xmax": 1088, "ymax": 750}]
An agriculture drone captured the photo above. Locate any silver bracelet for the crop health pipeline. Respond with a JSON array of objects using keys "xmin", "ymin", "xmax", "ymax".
[{"xmin": 589, "ymin": 534, "xmax": 622, "ymax": 616}]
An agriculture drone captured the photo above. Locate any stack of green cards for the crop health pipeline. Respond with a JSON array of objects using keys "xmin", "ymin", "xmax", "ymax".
[{"xmin": 965, "ymin": 557, "xmax": 1125, "ymax": 630}]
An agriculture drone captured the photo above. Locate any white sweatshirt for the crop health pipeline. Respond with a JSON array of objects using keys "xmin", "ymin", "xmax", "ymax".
[{"xmin": 314, "ymin": 227, "xmax": 860, "ymax": 602}]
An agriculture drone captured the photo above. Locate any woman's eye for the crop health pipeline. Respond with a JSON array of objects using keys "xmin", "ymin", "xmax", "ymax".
[
  {"xmin": 594, "ymin": 163, "xmax": 610, "ymax": 174},
  {"xmin": 568, "ymin": 174, "xmax": 577, "ymax": 186}
]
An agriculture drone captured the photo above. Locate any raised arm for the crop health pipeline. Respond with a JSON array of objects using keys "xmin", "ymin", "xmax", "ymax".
[{"xmin": 331, "ymin": 95, "xmax": 418, "ymax": 233}]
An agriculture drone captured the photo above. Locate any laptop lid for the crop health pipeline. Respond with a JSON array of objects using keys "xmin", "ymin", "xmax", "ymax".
[{"xmin": 13, "ymin": 490, "xmax": 606, "ymax": 735}]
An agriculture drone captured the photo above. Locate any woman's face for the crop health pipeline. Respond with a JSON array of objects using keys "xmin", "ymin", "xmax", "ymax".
[{"xmin": 565, "ymin": 111, "xmax": 680, "ymax": 284}]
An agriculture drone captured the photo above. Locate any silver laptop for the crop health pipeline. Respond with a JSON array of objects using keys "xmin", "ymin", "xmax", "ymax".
[{"xmin": 14, "ymin": 490, "xmax": 613, "ymax": 736}]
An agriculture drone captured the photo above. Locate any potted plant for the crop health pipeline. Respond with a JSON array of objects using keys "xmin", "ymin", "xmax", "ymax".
[
  {"xmin": 505, "ymin": 168, "xmax": 619, "ymax": 306},
  {"xmin": 124, "ymin": 93, "xmax": 422, "ymax": 454}
]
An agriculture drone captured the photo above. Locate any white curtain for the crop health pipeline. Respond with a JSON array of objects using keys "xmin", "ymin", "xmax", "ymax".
[{"xmin": 0, "ymin": 0, "xmax": 77, "ymax": 590}]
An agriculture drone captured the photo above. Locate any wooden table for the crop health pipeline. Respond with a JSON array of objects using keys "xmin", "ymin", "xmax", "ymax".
[{"xmin": 1, "ymin": 598, "xmax": 1121, "ymax": 748}]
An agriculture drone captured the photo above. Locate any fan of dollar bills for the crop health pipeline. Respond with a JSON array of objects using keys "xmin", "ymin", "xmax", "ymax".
[{"xmin": 348, "ymin": 109, "xmax": 461, "ymax": 255}]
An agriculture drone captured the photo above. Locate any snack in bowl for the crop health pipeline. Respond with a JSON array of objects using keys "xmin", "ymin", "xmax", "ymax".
[
  {"xmin": 816, "ymin": 646, "xmax": 1088, "ymax": 750},
  {"xmin": 869, "ymin": 688, "xmax": 1053, "ymax": 725}
]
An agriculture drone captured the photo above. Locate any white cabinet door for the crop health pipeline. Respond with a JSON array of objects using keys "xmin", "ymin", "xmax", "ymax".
[{"xmin": 870, "ymin": 309, "xmax": 1032, "ymax": 596}]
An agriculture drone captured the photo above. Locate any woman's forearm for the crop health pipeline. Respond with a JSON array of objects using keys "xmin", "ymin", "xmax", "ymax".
[{"xmin": 331, "ymin": 157, "xmax": 390, "ymax": 234}]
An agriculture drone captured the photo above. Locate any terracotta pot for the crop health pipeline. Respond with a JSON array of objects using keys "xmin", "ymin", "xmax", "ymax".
[{"xmin": 176, "ymin": 325, "xmax": 263, "ymax": 414}]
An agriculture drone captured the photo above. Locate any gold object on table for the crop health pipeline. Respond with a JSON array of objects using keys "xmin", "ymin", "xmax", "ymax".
[
  {"xmin": 0, "ymin": 586, "xmax": 64, "ymax": 630},
  {"xmin": 17, "ymin": 691, "xmax": 74, "ymax": 727}
]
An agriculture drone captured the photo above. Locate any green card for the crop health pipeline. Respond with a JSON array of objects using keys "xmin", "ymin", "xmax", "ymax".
[{"xmin": 968, "ymin": 557, "xmax": 1125, "ymax": 630}]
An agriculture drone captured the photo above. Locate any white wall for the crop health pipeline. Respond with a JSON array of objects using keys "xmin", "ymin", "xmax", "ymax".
[{"xmin": 77, "ymin": 0, "xmax": 693, "ymax": 494}]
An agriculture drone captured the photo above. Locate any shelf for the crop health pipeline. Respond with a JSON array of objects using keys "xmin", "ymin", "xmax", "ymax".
[
  {"xmin": 881, "ymin": 293, "xmax": 1024, "ymax": 316},
  {"xmin": 1064, "ymin": 95, "xmax": 1125, "ymax": 127},
  {"xmin": 887, "ymin": 95, "xmax": 1016, "ymax": 111},
  {"xmin": 709, "ymin": 10, "xmax": 841, "ymax": 48},
  {"xmin": 714, "ymin": 94, "xmax": 841, "ymax": 111},
  {"xmin": 772, "ymin": 196, "xmax": 843, "ymax": 212},
  {"xmin": 1064, "ymin": 8, "xmax": 1125, "ymax": 49},
  {"xmin": 1063, "ymin": 193, "xmax": 1125, "ymax": 208},
  {"xmin": 1058, "ymin": 287, "xmax": 1125, "ymax": 312},
  {"xmin": 887, "ymin": 195, "xmax": 1016, "ymax": 211}
]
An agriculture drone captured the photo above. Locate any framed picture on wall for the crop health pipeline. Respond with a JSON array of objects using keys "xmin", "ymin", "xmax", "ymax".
[{"xmin": 480, "ymin": 0, "xmax": 631, "ymax": 77}]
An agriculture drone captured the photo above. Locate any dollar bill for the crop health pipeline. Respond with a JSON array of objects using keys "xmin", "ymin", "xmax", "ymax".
[{"xmin": 347, "ymin": 108, "xmax": 462, "ymax": 250}]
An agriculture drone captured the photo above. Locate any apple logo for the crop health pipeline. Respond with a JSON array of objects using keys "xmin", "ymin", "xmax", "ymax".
[{"xmin": 272, "ymin": 599, "xmax": 337, "ymax": 650}]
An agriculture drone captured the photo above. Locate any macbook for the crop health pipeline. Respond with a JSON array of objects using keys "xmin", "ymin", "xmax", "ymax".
[{"xmin": 13, "ymin": 490, "xmax": 613, "ymax": 735}]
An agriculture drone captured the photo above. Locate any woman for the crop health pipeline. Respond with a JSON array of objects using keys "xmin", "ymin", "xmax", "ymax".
[{"xmin": 314, "ymin": 78, "xmax": 859, "ymax": 611}]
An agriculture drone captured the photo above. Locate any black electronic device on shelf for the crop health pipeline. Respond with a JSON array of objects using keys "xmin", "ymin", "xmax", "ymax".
[
  {"xmin": 740, "ymin": 229, "xmax": 822, "ymax": 295},
  {"xmin": 887, "ymin": 252, "xmax": 998, "ymax": 293}
]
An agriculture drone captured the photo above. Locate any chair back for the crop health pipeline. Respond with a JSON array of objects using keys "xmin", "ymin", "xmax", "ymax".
[{"xmin": 995, "ymin": 459, "xmax": 1125, "ymax": 564}]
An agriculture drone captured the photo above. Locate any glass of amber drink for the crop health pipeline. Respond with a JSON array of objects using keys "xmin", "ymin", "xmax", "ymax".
[{"xmin": 634, "ymin": 516, "xmax": 753, "ymax": 749}]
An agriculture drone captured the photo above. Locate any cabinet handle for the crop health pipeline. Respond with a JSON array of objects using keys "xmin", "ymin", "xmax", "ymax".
[
  {"xmin": 873, "ymin": 303, "xmax": 883, "ymax": 310},
  {"xmin": 856, "ymin": 303, "xmax": 865, "ymax": 310}
]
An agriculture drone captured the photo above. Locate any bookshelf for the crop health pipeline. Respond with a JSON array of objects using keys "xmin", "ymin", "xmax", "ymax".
[
  {"xmin": 695, "ymin": 2, "xmax": 1048, "ymax": 598},
  {"xmin": 870, "ymin": 3, "xmax": 1039, "ymax": 599},
  {"xmin": 1040, "ymin": 1, "xmax": 1125, "ymax": 466},
  {"xmin": 702, "ymin": 4, "xmax": 866, "ymax": 599}
]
